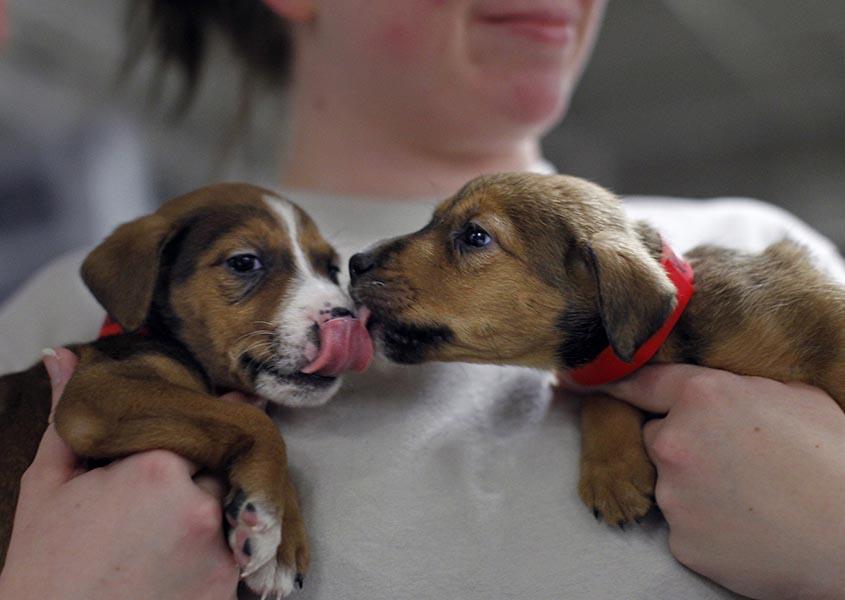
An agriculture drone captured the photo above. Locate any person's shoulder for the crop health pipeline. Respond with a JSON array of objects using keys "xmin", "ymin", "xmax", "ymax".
[
  {"xmin": 623, "ymin": 195, "xmax": 845, "ymax": 284},
  {"xmin": 0, "ymin": 249, "xmax": 103, "ymax": 373}
]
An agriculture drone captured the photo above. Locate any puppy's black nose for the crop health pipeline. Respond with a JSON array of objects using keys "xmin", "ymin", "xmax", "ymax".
[{"xmin": 349, "ymin": 252, "xmax": 375, "ymax": 283}]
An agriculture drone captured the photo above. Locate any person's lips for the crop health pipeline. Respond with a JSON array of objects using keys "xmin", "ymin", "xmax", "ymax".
[{"xmin": 475, "ymin": 9, "xmax": 577, "ymax": 45}]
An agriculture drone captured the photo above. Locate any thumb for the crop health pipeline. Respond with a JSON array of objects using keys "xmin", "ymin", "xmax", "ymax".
[
  {"xmin": 42, "ymin": 347, "xmax": 79, "ymax": 415},
  {"xmin": 600, "ymin": 363, "xmax": 714, "ymax": 414},
  {"xmin": 22, "ymin": 348, "xmax": 81, "ymax": 491}
]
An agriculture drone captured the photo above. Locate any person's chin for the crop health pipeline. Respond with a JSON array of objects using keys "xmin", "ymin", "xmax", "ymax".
[
  {"xmin": 501, "ymin": 71, "xmax": 573, "ymax": 128},
  {"xmin": 467, "ymin": 43, "xmax": 581, "ymax": 127}
]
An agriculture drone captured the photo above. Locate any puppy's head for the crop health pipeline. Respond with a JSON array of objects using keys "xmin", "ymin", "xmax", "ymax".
[
  {"xmin": 82, "ymin": 183, "xmax": 372, "ymax": 407},
  {"xmin": 349, "ymin": 173, "xmax": 676, "ymax": 370}
]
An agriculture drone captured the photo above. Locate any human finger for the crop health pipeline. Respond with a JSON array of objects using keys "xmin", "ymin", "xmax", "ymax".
[
  {"xmin": 601, "ymin": 363, "xmax": 723, "ymax": 414},
  {"xmin": 194, "ymin": 473, "xmax": 227, "ymax": 501},
  {"xmin": 219, "ymin": 391, "xmax": 249, "ymax": 403},
  {"xmin": 22, "ymin": 422, "xmax": 80, "ymax": 492},
  {"xmin": 42, "ymin": 347, "xmax": 79, "ymax": 416},
  {"xmin": 642, "ymin": 417, "xmax": 665, "ymax": 463},
  {"xmin": 785, "ymin": 381, "xmax": 833, "ymax": 399},
  {"xmin": 114, "ymin": 449, "xmax": 202, "ymax": 480},
  {"xmin": 24, "ymin": 348, "xmax": 82, "ymax": 489}
]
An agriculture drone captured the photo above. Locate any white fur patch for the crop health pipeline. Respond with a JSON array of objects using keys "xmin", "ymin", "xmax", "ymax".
[
  {"xmin": 252, "ymin": 196, "xmax": 356, "ymax": 407},
  {"xmin": 228, "ymin": 499, "xmax": 282, "ymax": 578},
  {"xmin": 243, "ymin": 558, "xmax": 297, "ymax": 600},
  {"xmin": 254, "ymin": 371, "xmax": 342, "ymax": 408}
]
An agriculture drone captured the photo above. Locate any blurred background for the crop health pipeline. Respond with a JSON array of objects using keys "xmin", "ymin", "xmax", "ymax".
[{"xmin": 0, "ymin": 0, "xmax": 842, "ymax": 301}]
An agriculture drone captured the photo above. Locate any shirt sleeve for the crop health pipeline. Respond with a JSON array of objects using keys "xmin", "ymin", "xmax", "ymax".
[
  {"xmin": 0, "ymin": 248, "xmax": 104, "ymax": 373},
  {"xmin": 626, "ymin": 197, "xmax": 845, "ymax": 284}
]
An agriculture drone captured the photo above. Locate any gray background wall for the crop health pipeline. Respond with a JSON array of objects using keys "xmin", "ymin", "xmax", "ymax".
[{"xmin": 1, "ymin": 0, "xmax": 843, "ymax": 302}]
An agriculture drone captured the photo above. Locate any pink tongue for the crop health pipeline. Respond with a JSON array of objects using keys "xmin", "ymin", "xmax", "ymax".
[{"xmin": 301, "ymin": 317, "xmax": 374, "ymax": 377}]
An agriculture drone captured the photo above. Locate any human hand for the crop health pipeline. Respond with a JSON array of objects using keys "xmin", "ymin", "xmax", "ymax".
[
  {"xmin": 602, "ymin": 364, "xmax": 845, "ymax": 600},
  {"xmin": 0, "ymin": 347, "xmax": 240, "ymax": 600}
]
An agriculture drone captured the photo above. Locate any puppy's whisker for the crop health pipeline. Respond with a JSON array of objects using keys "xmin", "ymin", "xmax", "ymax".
[
  {"xmin": 233, "ymin": 329, "xmax": 275, "ymax": 345},
  {"xmin": 241, "ymin": 341, "xmax": 276, "ymax": 357}
]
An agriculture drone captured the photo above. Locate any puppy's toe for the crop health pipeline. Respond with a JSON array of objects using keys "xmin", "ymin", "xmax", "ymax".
[
  {"xmin": 243, "ymin": 556, "xmax": 299, "ymax": 600},
  {"xmin": 578, "ymin": 453, "xmax": 655, "ymax": 526},
  {"xmin": 225, "ymin": 489, "xmax": 282, "ymax": 576}
]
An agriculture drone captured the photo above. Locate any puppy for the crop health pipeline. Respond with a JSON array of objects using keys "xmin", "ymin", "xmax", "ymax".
[
  {"xmin": 348, "ymin": 172, "xmax": 845, "ymax": 526},
  {"xmin": 0, "ymin": 183, "xmax": 373, "ymax": 598}
]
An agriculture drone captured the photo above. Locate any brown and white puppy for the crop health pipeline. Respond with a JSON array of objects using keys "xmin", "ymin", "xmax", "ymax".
[
  {"xmin": 0, "ymin": 183, "xmax": 372, "ymax": 598},
  {"xmin": 349, "ymin": 172, "xmax": 845, "ymax": 526}
]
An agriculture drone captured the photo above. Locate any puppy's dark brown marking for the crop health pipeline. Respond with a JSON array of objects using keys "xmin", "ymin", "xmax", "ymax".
[
  {"xmin": 168, "ymin": 206, "xmax": 273, "ymax": 284},
  {"xmin": 0, "ymin": 362, "xmax": 51, "ymax": 565},
  {"xmin": 378, "ymin": 320, "xmax": 454, "ymax": 364},
  {"xmin": 556, "ymin": 306, "xmax": 608, "ymax": 369}
]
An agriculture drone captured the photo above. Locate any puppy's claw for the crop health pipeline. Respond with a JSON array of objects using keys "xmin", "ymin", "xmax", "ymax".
[
  {"xmin": 579, "ymin": 452, "xmax": 656, "ymax": 526},
  {"xmin": 295, "ymin": 573, "xmax": 304, "ymax": 589}
]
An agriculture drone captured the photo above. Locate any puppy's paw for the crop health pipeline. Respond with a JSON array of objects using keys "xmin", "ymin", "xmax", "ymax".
[
  {"xmin": 225, "ymin": 489, "xmax": 282, "ymax": 577},
  {"xmin": 578, "ymin": 450, "xmax": 656, "ymax": 526},
  {"xmin": 243, "ymin": 556, "xmax": 303, "ymax": 600}
]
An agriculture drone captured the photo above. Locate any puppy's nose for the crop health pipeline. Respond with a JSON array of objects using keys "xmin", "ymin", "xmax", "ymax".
[
  {"xmin": 329, "ymin": 307, "xmax": 353, "ymax": 319},
  {"xmin": 316, "ymin": 306, "xmax": 355, "ymax": 325},
  {"xmin": 349, "ymin": 252, "xmax": 375, "ymax": 283}
]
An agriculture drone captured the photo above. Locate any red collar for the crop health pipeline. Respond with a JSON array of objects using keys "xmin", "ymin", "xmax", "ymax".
[
  {"xmin": 569, "ymin": 241, "xmax": 695, "ymax": 386},
  {"xmin": 98, "ymin": 315, "xmax": 150, "ymax": 339}
]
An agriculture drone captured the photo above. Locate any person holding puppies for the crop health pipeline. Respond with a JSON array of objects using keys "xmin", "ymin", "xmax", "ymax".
[
  {"xmin": 0, "ymin": 348, "xmax": 241, "ymax": 600},
  {"xmin": 1, "ymin": 1, "xmax": 844, "ymax": 599}
]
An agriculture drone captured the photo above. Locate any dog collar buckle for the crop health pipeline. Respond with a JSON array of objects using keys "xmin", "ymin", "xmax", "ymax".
[{"xmin": 569, "ymin": 241, "xmax": 695, "ymax": 386}]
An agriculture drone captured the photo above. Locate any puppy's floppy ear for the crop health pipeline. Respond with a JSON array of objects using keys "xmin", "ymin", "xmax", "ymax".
[
  {"xmin": 584, "ymin": 232, "xmax": 677, "ymax": 362},
  {"xmin": 81, "ymin": 214, "xmax": 176, "ymax": 332}
]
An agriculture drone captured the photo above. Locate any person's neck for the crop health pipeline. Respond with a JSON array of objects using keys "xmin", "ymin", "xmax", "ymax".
[{"xmin": 279, "ymin": 85, "xmax": 545, "ymax": 199}]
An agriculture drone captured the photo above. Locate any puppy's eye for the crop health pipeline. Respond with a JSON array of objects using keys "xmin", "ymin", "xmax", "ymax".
[
  {"xmin": 328, "ymin": 264, "xmax": 341, "ymax": 284},
  {"xmin": 226, "ymin": 254, "xmax": 263, "ymax": 273},
  {"xmin": 459, "ymin": 223, "xmax": 492, "ymax": 249}
]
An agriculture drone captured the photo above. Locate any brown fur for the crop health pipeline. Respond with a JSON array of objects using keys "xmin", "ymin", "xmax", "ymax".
[
  {"xmin": 350, "ymin": 172, "xmax": 845, "ymax": 525},
  {"xmin": 0, "ymin": 183, "xmax": 345, "ymax": 578}
]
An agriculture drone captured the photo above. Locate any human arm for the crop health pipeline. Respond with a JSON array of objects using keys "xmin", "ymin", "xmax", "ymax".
[
  {"xmin": 0, "ymin": 348, "xmax": 239, "ymax": 600},
  {"xmin": 603, "ymin": 364, "xmax": 845, "ymax": 600}
]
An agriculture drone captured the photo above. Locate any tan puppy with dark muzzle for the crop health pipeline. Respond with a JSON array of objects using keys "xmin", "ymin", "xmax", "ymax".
[
  {"xmin": 348, "ymin": 172, "xmax": 845, "ymax": 527},
  {"xmin": 0, "ymin": 183, "xmax": 373, "ymax": 598}
]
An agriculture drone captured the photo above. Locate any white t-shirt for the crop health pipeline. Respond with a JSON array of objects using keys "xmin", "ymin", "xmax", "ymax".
[{"xmin": 1, "ymin": 191, "xmax": 843, "ymax": 600}]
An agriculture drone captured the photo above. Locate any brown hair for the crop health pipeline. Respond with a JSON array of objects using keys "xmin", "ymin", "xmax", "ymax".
[{"xmin": 125, "ymin": 0, "xmax": 292, "ymax": 106}]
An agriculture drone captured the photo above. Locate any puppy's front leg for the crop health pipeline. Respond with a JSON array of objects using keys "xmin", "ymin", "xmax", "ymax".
[
  {"xmin": 53, "ymin": 358, "xmax": 307, "ymax": 595},
  {"xmin": 578, "ymin": 394, "xmax": 655, "ymax": 526}
]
